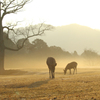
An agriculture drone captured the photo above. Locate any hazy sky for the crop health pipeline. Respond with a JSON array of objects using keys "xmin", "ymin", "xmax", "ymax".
[{"xmin": 3, "ymin": 0, "xmax": 100, "ymax": 29}]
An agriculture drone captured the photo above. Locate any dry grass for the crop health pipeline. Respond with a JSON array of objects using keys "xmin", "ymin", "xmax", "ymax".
[{"xmin": 0, "ymin": 68, "xmax": 100, "ymax": 100}]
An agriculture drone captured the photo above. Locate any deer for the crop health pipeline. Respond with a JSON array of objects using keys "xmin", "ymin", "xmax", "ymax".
[
  {"xmin": 64, "ymin": 61, "xmax": 77, "ymax": 75},
  {"xmin": 46, "ymin": 57, "xmax": 57, "ymax": 79}
]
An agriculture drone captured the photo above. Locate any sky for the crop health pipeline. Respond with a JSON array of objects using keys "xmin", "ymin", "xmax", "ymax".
[
  {"xmin": 2, "ymin": 0, "xmax": 100, "ymax": 54},
  {"xmin": 3, "ymin": 0, "xmax": 100, "ymax": 29}
]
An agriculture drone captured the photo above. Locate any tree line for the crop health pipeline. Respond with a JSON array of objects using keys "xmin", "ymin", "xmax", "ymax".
[{"xmin": 6, "ymin": 38, "xmax": 100, "ymax": 60}]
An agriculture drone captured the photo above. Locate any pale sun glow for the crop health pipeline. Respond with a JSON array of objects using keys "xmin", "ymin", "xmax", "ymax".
[{"xmin": 3, "ymin": 0, "xmax": 100, "ymax": 29}]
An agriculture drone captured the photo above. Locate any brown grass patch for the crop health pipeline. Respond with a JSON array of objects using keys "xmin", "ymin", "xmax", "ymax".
[{"xmin": 0, "ymin": 68, "xmax": 100, "ymax": 100}]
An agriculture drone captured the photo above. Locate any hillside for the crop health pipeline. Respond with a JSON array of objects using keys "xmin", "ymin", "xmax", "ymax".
[{"xmin": 33, "ymin": 24, "xmax": 100, "ymax": 55}]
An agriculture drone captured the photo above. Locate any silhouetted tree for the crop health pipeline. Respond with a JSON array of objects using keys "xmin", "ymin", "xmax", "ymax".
[{"xmin": 0, "ymin": 0, "xmax": 53, "ymax": 73}]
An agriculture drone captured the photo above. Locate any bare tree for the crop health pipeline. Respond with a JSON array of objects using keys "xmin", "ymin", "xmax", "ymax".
[{"xmin": 0, "ymin": 0, "xmax": 53, "ymax": 73}]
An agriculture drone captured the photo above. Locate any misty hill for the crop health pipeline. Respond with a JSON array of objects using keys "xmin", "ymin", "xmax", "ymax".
[
  {"xmin": 5, "ymin": 38, "xmax": 100, "ymax": 67},
  {"xmin": 35, "ymin": 24, "xmax": 100, "ymax": 54}
]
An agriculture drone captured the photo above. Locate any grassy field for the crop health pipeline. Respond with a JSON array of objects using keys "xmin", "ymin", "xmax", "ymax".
[{"xmin": 0, "ymin": 68, "xmax": 100, "ymax": 100}]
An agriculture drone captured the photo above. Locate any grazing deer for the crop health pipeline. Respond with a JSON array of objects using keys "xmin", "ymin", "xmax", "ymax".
[
  {"xmin": 46, "ymin": 57, "xmax": 57, "ymax": 79},
  {"xmin": 64, "ymin": 61, "xmax": 77, "ymax": 75}
]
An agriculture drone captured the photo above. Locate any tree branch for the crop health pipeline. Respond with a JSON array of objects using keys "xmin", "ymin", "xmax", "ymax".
[
  {"xmin": 1, "ymin": 0, "xmax": 32, "ymax": 20},
  {"xmin": 4, "ymin": 23, "xmax": 54, "ymax": 51}
]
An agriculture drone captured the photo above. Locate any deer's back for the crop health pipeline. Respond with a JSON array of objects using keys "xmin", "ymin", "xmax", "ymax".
[
  {"xmin": 66, "ymin": 62, "xmax": 77, "ymax": 69},
  {"xmin": 46, "ymin": 57, "xmax": 57, "ymax": 66}
]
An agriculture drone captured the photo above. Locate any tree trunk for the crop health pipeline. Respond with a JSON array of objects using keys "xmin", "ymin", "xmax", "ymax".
[{"xmin": 0, "ymin": 18, "xmax": 5, "ymax": 73}]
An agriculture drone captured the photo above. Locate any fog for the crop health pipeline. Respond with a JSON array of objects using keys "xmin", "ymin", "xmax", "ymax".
[
  {"xmin": 4, "ymin": 24, "xmax": 100, "ymax": 72},
  {"xmin": 4, "ymin": 55, "xmax": 100, "ymax": 72}
]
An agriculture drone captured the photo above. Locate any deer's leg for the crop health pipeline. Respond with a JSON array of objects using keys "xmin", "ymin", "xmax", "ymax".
[
  {"xmin": 73, "ymin": 68, "xmax": 75, "ymax": 74},
  {"xmin": 73, "ymin": 69, "xmax": 74, "ymax": 74},
  {"xmin": 52, "ymin": 71, "xmax": 54, "ymax": 79},
  {"xmin": 50, "ymin": 70, "xmax": 54, "ymax": 79},
  {"xmin": 76, "ymin": 68, "xmax": 77, "ymax": 74},
  {"xmin": 52, "ymin": 67, "xmax": 55, "ymax": 79},
  {"xmin": 49, "ymin": 69, "xmax": 51, "ymax": 79},
  {"xmin": 70, "ymin": 69, "xmax": 71, "ymax": 74}
]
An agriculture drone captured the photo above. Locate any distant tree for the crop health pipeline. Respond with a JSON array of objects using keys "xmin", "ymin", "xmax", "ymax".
[
  {"xmin": 72, "ymin": 51, "xmax": 79, "ymax": 57},
  {"xmin": 81, "ymin": 49, "xmax": 98, "ymax": 58},
  {"xmin": 32, "ymin": 39, "xmax": 48, "ymax": 50},
  {"xmin": 49, "ymin": 46, "xmax": 71, "ymax": 57},
  {"xmin": 0, "ymin": 0, "xmax": 53, "ymax": 73},
  {"xmin": 4, "ymin": 32, "xmax": 16, "ymax": 49},
  {"xmin": 49, "ymin": 46, "xmax": 63, "ymax": 52},
  {"xmin": 31, "ymin": 39, "xmax": 50, "ymax": 57},
  {"xmin": 16, "ymin": 38, "xmax": 33, "ymax": 54},
  {"xmin": 81, "ymin": 49, "xmax": 99, "ymax": 66}
]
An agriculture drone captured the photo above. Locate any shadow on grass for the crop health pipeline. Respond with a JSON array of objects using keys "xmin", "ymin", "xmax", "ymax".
[
  {"xmin": 0, "ymin": 70, "xmax": 28, "ymax": 75},
  {"xmin": 28, "ymin": 79, "xmax": 50, "ymax": 88},
  {"xmin": 4, "ymin": 79, "xmax": 50, "ymax": 88},
  {"xmin": 0, "ymin": 70, "xmax": 51, "ymax": 88}
]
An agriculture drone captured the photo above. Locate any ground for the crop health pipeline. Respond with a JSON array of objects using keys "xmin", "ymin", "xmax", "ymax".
[{"xmin": 0, "ymin": 68, "xmax": 100, "ymax": 100}]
